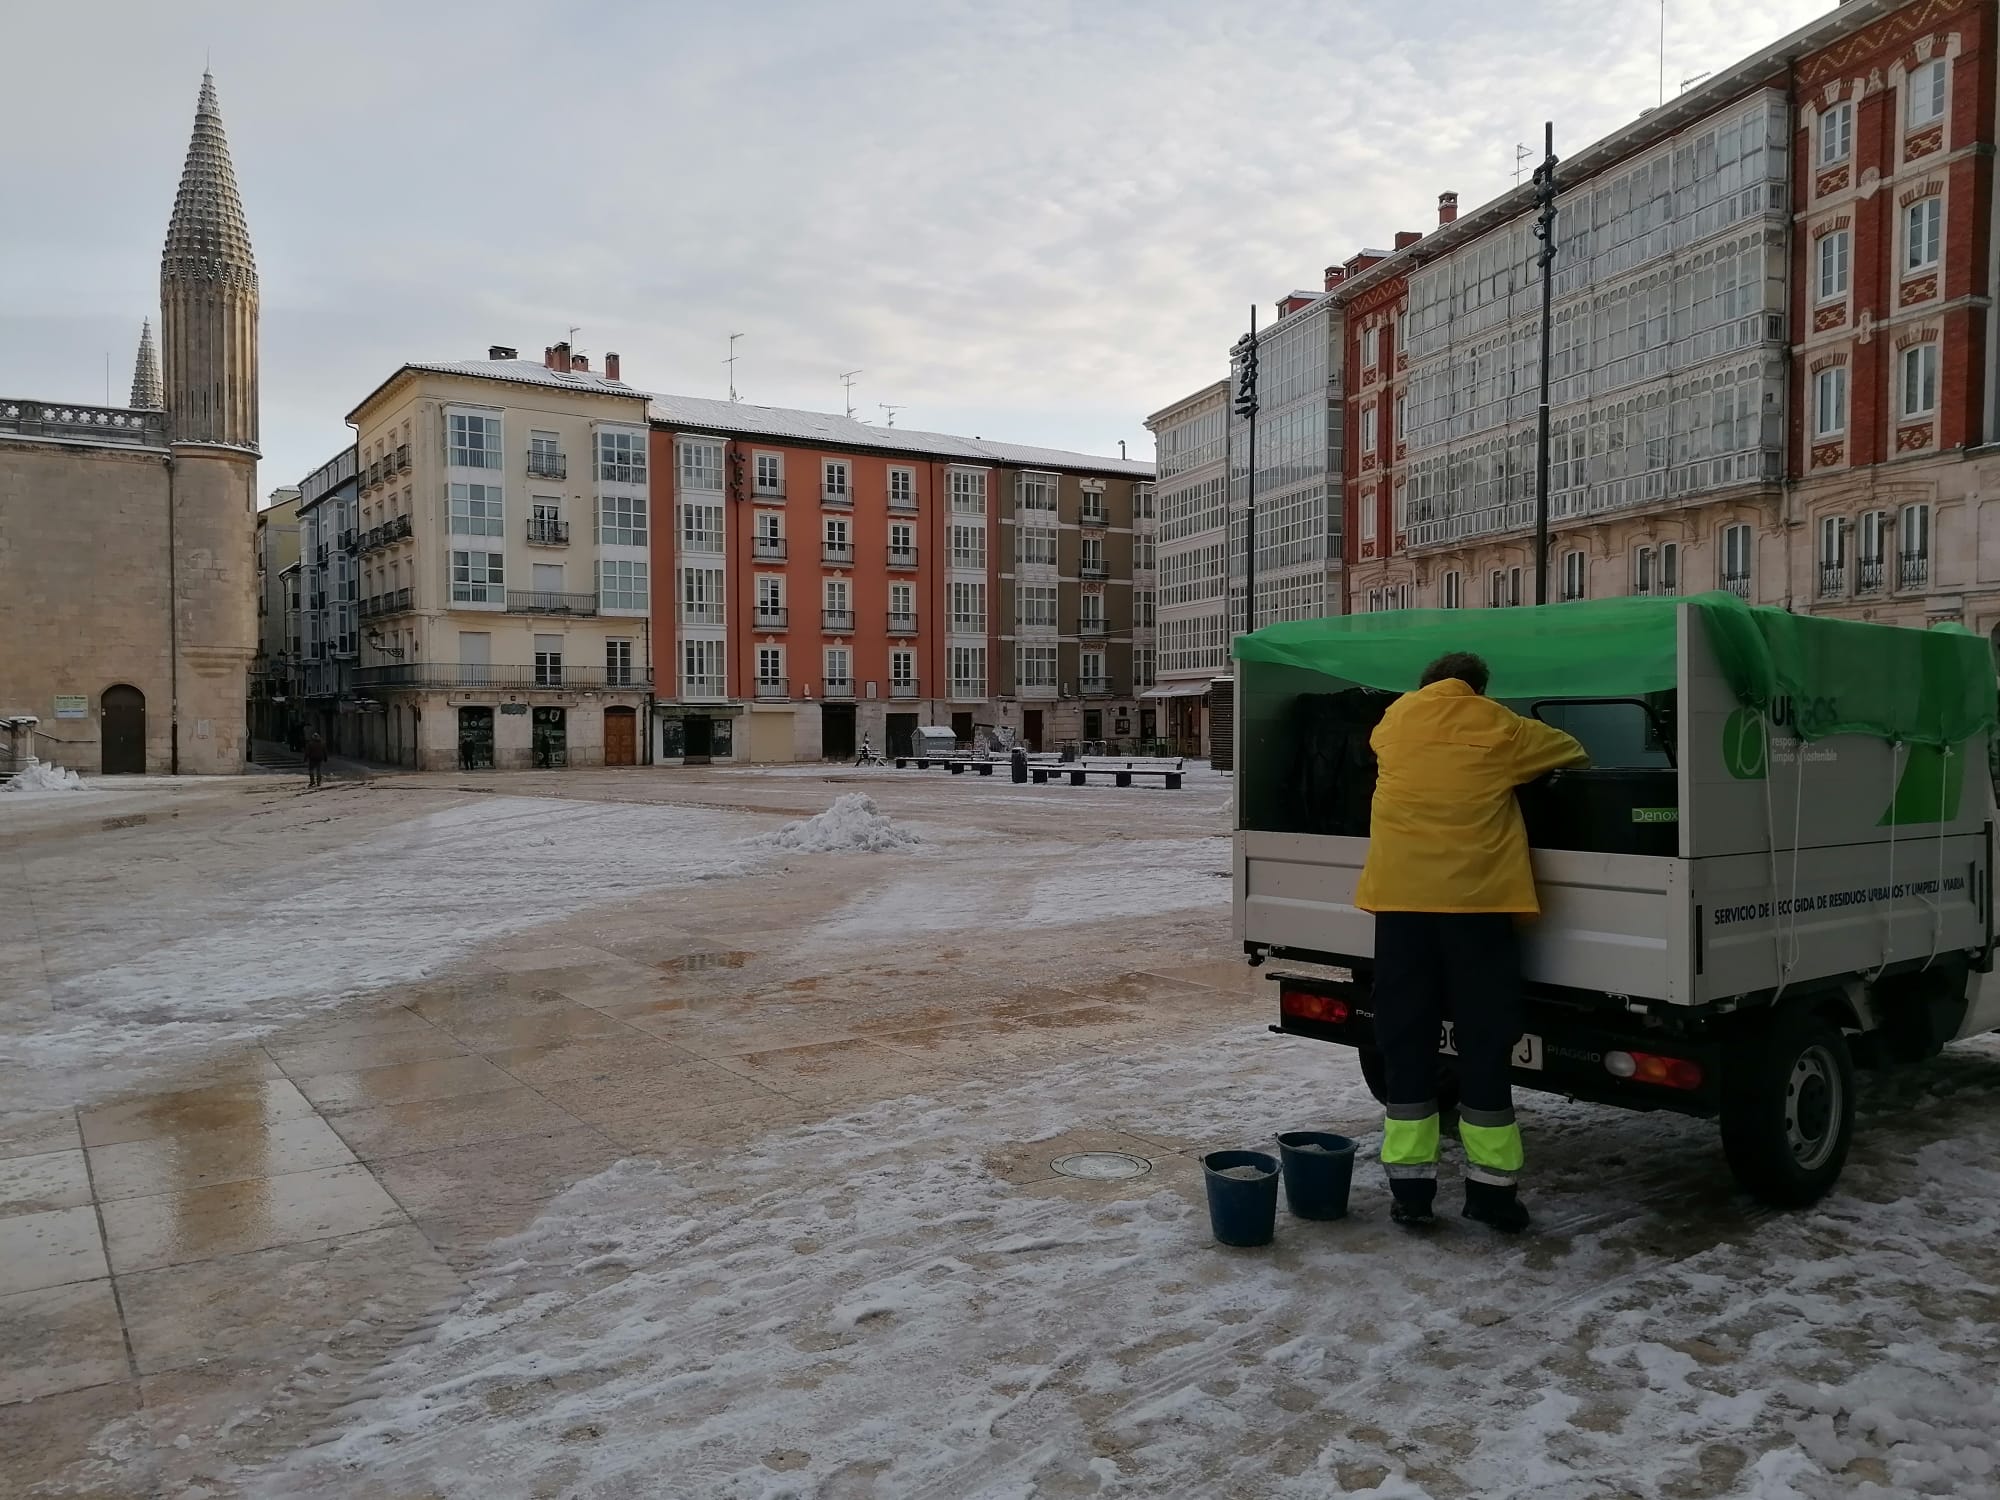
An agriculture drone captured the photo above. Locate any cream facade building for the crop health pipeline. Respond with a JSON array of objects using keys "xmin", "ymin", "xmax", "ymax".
[
  {"xmin": 346, "ymin": 349, "xmax": 653, "ymax": 770},
  {"xmin": 0, "ymin": 73, "xmax": 258, "ymax": 775}
]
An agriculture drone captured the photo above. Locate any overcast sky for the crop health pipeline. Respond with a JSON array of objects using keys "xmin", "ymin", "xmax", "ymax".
[{"xmin": 2, "ymin": 0, "xmax": 1828, "ymax": 499}]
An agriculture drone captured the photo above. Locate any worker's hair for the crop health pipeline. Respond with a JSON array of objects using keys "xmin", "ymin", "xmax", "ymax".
[{"xmin": 1419, "ymin": 652, "xmax": 1489, "ymax": 695}]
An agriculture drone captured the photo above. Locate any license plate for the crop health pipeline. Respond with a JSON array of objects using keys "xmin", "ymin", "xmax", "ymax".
[{"xmin": 1438, "ymin": 1022, "xmax": 1544, "ymax": 1071}]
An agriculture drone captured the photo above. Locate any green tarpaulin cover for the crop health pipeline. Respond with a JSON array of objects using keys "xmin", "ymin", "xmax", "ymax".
[{"xmin": 1233, "ymin": 592, "xmax": 1997, "ymax": 748}]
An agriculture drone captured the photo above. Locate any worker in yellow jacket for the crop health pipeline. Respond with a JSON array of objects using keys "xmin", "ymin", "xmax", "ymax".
[{"xmin": 1355, "ymin": 651, "xmax": 1588, "ymax": 1233}]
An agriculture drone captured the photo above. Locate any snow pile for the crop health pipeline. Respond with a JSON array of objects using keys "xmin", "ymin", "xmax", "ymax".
[
  {"xmin": 2, "ymin": 759, "xmax": 88, "ymax": 794},
  {"xmin": 762, "ymin": 792, "xmax": 920, "ymax": 853}
]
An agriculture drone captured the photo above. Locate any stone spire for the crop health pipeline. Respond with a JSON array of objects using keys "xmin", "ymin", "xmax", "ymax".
[
  {"xmin": 129, "ymin": 319, "xmax": 163, "ymax": 409},
  {"xmin": 160, "ymin": 70, "xmax": 258, "ymax": 450}
]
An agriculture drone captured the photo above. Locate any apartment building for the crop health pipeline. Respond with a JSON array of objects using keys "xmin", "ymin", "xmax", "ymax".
[
  {"xmin": 345, "ymin": 346, "xmax": 653, "ymax": 770},
  {"xmin": 295, "ymin": 446, "xmax": 360, "ymax": 753},
  {"xmin": 1145, "ymin": 380, "xmax": 1229, "ymax": 755},
  {"xmin": 249, "ymin": 490, "xmax": 300, "ymax": 743},
  {"xmin": 646, "ymin": 397, "xmax": 1153, "ymax": 763},
  {"xmin": 1345, "ymin": 0, "xmax": 2000, "ymax": 643}
]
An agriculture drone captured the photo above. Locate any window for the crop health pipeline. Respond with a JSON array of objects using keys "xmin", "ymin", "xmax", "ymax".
[
  {"xmin": 1362, "ymin": 405, "xmax": 1378, "ymax": 454},
  {"xmin": 679, "ymin": 566, "xmax": 725, "ymax": 626},
  {"xmin": 682, "ymin": 638, "xmax": 726, "ymax": 700},
  {"xmin": 754, "ymin": 453, "xmax": 783, "ymax": 494},
  {"xmin": 756, "ymin": 574, "xmax": 783, "ymax": 616},
  {"xmin": 1136, "ymin": 588, "xmax": 1155, "ymax": 627},
  {"xmin": 1814, "ymin": 366, "xmax": 1848, "ymax": 437},
  {"xmin": 596, "ymin": 430, "xmax": 646, "ymax": 484},
  {"xmin": 889, "ymin": 467, "xmax": 915, "ymax": 506},
  {"xmin": 1721, "ymin": 524, "xmax": 1753, "ymax": 595},
  {"xmin": 890, "ymin": 649, "xmax": 915, "ymax": 688},
  {"xmin": 1361, "ymin": 324, "xmax": 1379, "ymax": 368},
  {"xmin": 757, "ymin": 645, "xmax": 785, "ymax": 688},
  {"xmin": 1909, "ymin": 58, "xmax": 1947, "ymax": 128},
  {"xmin": 823, "ymin": 577, "xmax": 851, "ymax": 619},
  {"xmin": 1017, "ymin": 526, "xmax": 1057, "ymax": 566},
  {"xmin": 1017, "ymin": 644, "xmax": 1057, "ymax": 690},
  {"xmin": 598, "ymin": 493, "xmax": 647, "ymax": 547},
  {"xmin": 680, "ymin": 499, "xmax": 723, "ymax": 553},
  {"xmin": 1394, "ymin": 396, "xmax": 1406, "ymax": 444},
  {"xmin": 531, "ymin": 499, "xmax": 562, "ymax": 541},
  {"xmin": 529, "ymin": 431, "xmax": 561, "ymax": 476},
  {"xmin": 1018, "ymin": 584, "xmax": 1057, "ymax": 628},
  {"xmin": 448, "ymin": 413, "xmax": 501, "ymax": 469},
  {"xmin": 601, "ymin": 558, "xmax": 649, "ymax": 611},
  {"xmin": 1082, "ymin": 536, "xmax": 1105, "ymax": 575},
  {"xmin": 1907, "ymin": 198, "xmax": 1941, "ymax": 271},
  {"xmin": 1820, "ymin": 100, "xmax": 1853, "ymax": 164},
  {"xmin": 1016, "ymin": 474, "xmax": 1057, "ymax": 512},
  {"xmin": 1488, "ymin": 568, "xmax": 1520, "ymax": 608},
  {"xmin": 755, "ymin": 511, "xmax": 783, "ymax": 550},
  {"xmin": 1081, "ymin": 593, "xmax": 1105, "ymax": 630},
  {"xmin": 534, "ymin": 634, "xmax": 563, "ymax": 688},
  {"xmin": 1902, "ymin": 343, "xmax": 1939, "ymax": 418},
  {"xmin": 950, "ymin": 522, "xmax": 986, "ymax": 569},
  {"xmin": 1900, "ymin": 503, "xmax": 1931, "ymax": 589},
  {"xmin": 1818, "ymin": 517, "xmax": 1847, "ymax": 597},
  {"xmin": 824, "ymin": 647, "xmax": 851, "ymax": 690},
  {"xmin": 950, "ymin": 580, "xmax": 986, "ymax": 633},
  {"xmin": 450, "ymin": 549, "xmax": 503, "ymax": 604},
  {"xmin": 1136, "ymin": 535, "xmax": 1155, "ymax": 569},
  {"xmin": 824, "ymin": 516, "xmax": 851, "ymax": 556},
  {"xmin": 889, "ymin": 581, "xmax": 915, "ymax": 623},
  {"xmin": 678, "ymin": 438, "xmax": 723, "ymax": 493},
  {"xmin": 1440, "ymin": 570, "xmax": 1461, "ymax": 609},
  {"xmin": 606, "ymin": 638, "xmax": 634, "ymax": 687},
  {"xmin": 823, "ymin": 460, "xmax": 850, "ymax": 500},
  {"xmin": 1081, "ymin": 650, "xmax": 1106, "ymax": 689},
  {"xmin": 1561, "ymin": 549, "xmax": 1586, "ymax": 602},
  {"xmin": 1859, "ymin": 510, "xmax": 1888, "ymax": 592},
  {"xmin": 1817, "ymin": 231, "xmax": 1849, "ymax": 301},
  {"xmin": 890, "ymin": 521, "xmax": 915, "ymax": 559},
  {"xmin": 1135, "ymin": 647, "xmax": 1155, "ymax": 687},
  {"xmin": 950, "ymin": 469, "xmax": 988, "ymax": 514},
  {"xmin": 949, "ymin": 645, "xmax": 986, "ymax": 699},
  {"xmin": 448, "ymin": 482, "xmax": 504, "ymax": 536},
  {"xmin": 1360, "ymin": 492, "xmax": 1377, "ymax": 544}
]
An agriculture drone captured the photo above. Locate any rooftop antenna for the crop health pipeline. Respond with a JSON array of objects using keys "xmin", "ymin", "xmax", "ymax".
[
  {"xmin": 840, "ymin": 369, "xmax": 862, "ymax": 419},
  {"xmin": 725, "ymin": 332, "xmax": 743, "ymax": 402},
  {"xmin": 1513, "ymin": 143, "xmax": 1534, "ymax": 186},
  {"xmin": 1659, "ymin": 0, "xmax": 1666, "ymax": 108},
  {"xmin": 1680, "ymin": 70, "xmax": 1710, "ymax": 94},
  {"xmin": 878, "ymin": 403, "xmax": 902, "ymax": 428}
]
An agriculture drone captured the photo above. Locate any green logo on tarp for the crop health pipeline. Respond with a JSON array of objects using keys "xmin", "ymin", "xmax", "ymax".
[
  {"xmin": 1631, "ymin": 808, "xmax": 1679, "ymax": 824},
  {"xmin": 1722, "ymin": 708, "xmax": 1767, "ymax": 780}
]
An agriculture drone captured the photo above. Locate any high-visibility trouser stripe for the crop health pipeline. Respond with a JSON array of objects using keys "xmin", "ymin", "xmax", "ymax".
[
  {"xmin": 1385, "ymin": 1162, "xmax": 1438, "ymax": 1181},
  {"xmin": 1382, "ymin": 1111, "xmax": 1440, "ymax": 1168},
  {"xmin": 1459, "ymin": 1112, "xmax": 1524, "ymax": 1183}
]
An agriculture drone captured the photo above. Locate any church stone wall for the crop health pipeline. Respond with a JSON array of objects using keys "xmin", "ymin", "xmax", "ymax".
[{"xmin": 170, "ymin": 447, "xmax": 258, "ymax": 774}]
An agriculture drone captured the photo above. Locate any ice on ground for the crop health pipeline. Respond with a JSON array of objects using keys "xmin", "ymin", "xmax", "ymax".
[
  {"xmin": 248, "ymin": 1032, "xmax": 2000, "ymax": 1499},
  {"xmin": 761, "ymin": 792, "xmax": 921, "ymax": 853},
  {"xmin": 2, "ymin": 795, "xmax": 770, "ymax": 1108},
  {"xmin": 2, "ymin": 758, "xmax": 89, "ymax": 794}
]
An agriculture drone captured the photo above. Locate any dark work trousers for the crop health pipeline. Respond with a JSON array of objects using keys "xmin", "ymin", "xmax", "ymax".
[{"xmin": 1372, "ymin": 911, "xmax": 1526, "ymax": 1206}]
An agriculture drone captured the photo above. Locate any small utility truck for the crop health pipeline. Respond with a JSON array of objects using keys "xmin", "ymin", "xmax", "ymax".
[{"xmin": 1233, "ymin": 593, "xmax": 2000, "ymax": 1205}]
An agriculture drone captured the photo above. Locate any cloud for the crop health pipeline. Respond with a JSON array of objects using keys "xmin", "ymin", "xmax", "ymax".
[{"xmin": 0, "ymin": 0, "xmax": 1829, "ymax": 493}]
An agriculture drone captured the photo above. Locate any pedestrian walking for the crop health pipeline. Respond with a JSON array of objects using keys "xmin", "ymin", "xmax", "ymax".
[
  {"xmin": 303, "ymin": 730, "xmax": 328, "ymax": 789},
  {"xmin": 1354, "ymin": 652, "xmax": 1587, "ymax": 1234}
]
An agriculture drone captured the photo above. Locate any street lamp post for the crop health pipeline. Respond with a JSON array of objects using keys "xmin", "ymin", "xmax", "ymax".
[
  {"xmin": 1233, "ymin": 306, "xmax": 1260, "ymax": 634},
  {"xmin": 1532, "ymin": 121, "xmax": 1561, "ymax": 605}
]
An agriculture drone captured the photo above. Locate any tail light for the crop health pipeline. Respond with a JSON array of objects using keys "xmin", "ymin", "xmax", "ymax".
[
  {"xmin": 1604, "ymin": 1049, "xmax": 1702, "ymax": 1090},
  {"xmin": 1281, "ymin": 989, "xmax": 1351, "ymax": 1025}
]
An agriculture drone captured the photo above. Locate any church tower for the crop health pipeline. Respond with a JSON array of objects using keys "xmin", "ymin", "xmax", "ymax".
[
  {"xmin": 159, "ymin": 70, "xmax": 260, "ymax": 774},
  {"xmin": 129, "ymin": 319, "xmax": 162, "ymax": 409},
  {"xmin": 161, "ymin": 72, "xmax": 258, "ymax": 448}
]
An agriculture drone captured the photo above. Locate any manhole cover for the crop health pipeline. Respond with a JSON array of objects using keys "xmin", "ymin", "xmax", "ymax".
[{"xmin": 1050, "ymin": 1151, "xmax": 1152, "ymax": 1181}]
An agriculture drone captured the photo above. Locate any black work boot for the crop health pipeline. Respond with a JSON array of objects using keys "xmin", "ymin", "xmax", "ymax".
[
  {"xmin": 1389, "ymin": 1180, "xmax": 1437, "ymax": 1228},
  {"xmin": 1462, "ymin": 1180, "xmax": 1530, "ymax": 1235}
]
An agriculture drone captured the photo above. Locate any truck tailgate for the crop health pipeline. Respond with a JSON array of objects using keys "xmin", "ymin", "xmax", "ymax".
[{"xmin": 1237, "ymin": 830, "xmax": 1687, "ymax": 1002}]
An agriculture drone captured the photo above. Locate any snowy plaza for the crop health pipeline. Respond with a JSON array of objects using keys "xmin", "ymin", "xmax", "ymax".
[{"xmin": 2, "ymin": 764, "xmax": 1998, "ymax": 1498}]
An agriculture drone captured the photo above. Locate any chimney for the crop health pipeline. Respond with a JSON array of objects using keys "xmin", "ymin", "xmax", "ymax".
[
  {"xmin": 551, "ymin": 341, "xmax": 570, "ymax": 371},
  {"xmin": 604, "ymin": 351, "xmax": 621, "ymax": 382},
  {"xmin": 1394, "ymin": 230, "xmax": 1422, "ymax": 250},
  {"xmin": 572, "ymin": 354, "xmax": 590, "ymax": 373},
  {"xmin": 1438, "ymin": 191, "xmax": 1459, "ymax": 226},
  {"xmin": 1324, "ymin": 265, "xmax": 1345, "ymax": 291},
  {"xmin": 488, "ymin": 345, "xmax": 517, "ymax": 361}
]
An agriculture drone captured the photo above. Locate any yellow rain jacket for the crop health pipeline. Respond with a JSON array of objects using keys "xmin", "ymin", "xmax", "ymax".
[{"xmin": 1355, "ymin": 680, "xmax": 1589, "ymax": 915}]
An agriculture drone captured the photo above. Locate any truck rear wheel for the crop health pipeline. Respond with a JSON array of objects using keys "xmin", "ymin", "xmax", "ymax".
[{"xmin": 1719, "ymin": 1008, "xmax": 1855, "ymax": 1207}]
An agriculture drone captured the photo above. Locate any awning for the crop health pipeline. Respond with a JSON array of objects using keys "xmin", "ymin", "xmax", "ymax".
[{"xmin": 1142, "ymin": 680, "xmax": 1213, "ymax": 700}]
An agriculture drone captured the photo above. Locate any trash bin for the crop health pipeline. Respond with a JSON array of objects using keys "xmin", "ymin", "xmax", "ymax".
[
  {"xmin": 1011, "ymin": 746, "xmax": 1028, "ymax": 784},
  {"xmin": 1201, "ymin": 1150, "xmax": 1280, "ymax": 1246},
  {"xmin": 1275, "ymin": 1131, "xmax": 1357, "ymax": 1220}
]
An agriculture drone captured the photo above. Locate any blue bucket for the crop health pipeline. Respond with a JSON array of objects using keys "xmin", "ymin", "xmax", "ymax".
[
  {"xmin": 1276, "ymin": 1131, "xmax": 1357, "ymax": 1221},
  {"xmin": 1201, "ymin": 1149, "xmax": 1281, "ymax": 1247}
]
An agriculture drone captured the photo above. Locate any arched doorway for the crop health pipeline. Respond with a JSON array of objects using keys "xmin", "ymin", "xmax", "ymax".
[{"xmin": 101, "ymin": 685, "xmax": 146, "ymax": 774}]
